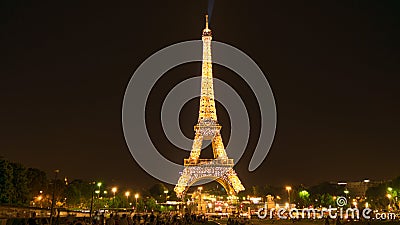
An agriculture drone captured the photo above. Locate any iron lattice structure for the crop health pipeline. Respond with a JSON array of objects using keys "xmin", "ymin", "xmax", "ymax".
[{"xmin": 174, "ymin": 15, "xmax": 245, "ymax": 198}]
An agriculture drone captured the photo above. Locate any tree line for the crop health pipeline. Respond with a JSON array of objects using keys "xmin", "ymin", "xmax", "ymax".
[
  {"xmin": 1, "ymin": 158, "xmax": 399, "ymax": 211},
  {"xmin": 0, "ymin": 159, "xmax": 176, "ymax": 211}
]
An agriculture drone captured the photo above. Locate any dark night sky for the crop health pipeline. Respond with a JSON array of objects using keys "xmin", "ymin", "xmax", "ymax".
[{"xmin": 1, "ymin": 1, "xmax": 400, "ymax": 189}]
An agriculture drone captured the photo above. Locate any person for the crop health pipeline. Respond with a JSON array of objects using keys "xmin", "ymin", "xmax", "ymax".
[
  {"xmin": 100, "ymin": 214, "xmax": 105, "ymax": 225},
  {"xmin": 127, "ymin": 215, "xmax": 133, "ymax": 225},
  {"xmin": 119, "ymin": 214, "xmax": 128, "ymax": 225},
  {"xmin": 74, "ymin": 218, "xmax": 86, "ymax": 225},
  {"xmin": 106, "ymin": 214, "xmax": 115, "ymax": 225},
  {"xmin": 149, "ymin": 213, "xmax": 155, "ymax": 223},
  {"xmin": 27, "ymin": 212, "xmax": 37, "ymax": 225},
  {"xmin": 324, "ymin": 217, "xmax": 329, "ymax": 225}
]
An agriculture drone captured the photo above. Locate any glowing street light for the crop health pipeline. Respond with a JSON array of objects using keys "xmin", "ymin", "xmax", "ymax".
[
  {"xmin": 36, "ymin": 195, "xmax": 43, "ymax": 208},
  {"xmin": 112, "ymin": 187, "xmax": 117, "ymax": 195},
  {"xmin": 111, "ymin": 187, "xmax": 117, "ymax": 206},
  {"xmin": 125, "ymin": 191, "xmax": 130, "ymax": 208},
  {"xmin": 135, "ymin": 193, "xmax": 139, "ymax": 211},
  {"xmin": 387, "ymin": 193, "xmax": 392, "ymax": 208},
  {"xmin": 97, "ymin": 182, "xmax": 102, "ymax": 198},
  {"xmin": 164, "ymin": 190, "xmax": 169, "ymax": 202},
  {"xmin": 285, "ymin": 186, "xmax": 292, "ymax": 208}
]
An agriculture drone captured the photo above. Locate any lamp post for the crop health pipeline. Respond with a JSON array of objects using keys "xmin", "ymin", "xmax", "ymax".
[
  {"xmin": 363, "ymin": 179, "xmax": 370, "ymax": 198},
  {"xmin": 135, "ymin": 193, "xmax": 139, "ymax": 212},
  {"xmin": 164, "ymin": 190, "xmax": 169, "ymax": 203},
  {"xmin": 198, "ymin": 187, "xmax": 203, "ymax": 213},
  {"xmin": 285, "ymin": 186, "xmax": 292, "ymax": 208},
  {"xmin": 387, "ymin": 193, "xmax": 392, "ymax": 210},
  {"xmin": 112, "ymin": 187, "xmax": 117, "ymax": 207},
  {"xmin": 49, "ymin": 169, "xmax": 59, "ymax": 225},
  {"xmin": 344, "ymin": 189, "xmax": 350, "ymax": 206},
  {"xmin": 125, "ymin": 191, "xmax": 130, "ymax": 208},
  {"xmin": 89, "ymin": 182, "xmax": 95, "ymax": 223},
  {"xmin": 97, "ymin": 182, "xmax": 102, "ymax": 198}
]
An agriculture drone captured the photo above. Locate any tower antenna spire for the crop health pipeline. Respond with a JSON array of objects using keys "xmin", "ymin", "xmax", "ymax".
[{"xmin": 205, "ymin": 14, "xmax": 209, "ymax": 29}]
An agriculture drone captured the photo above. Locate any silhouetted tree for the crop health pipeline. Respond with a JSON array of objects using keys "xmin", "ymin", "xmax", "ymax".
[
  {"xmin": 0, "ymin": 160, "xmax": 14, "ymax": 204},
  {"xmin": 9, "ymin": 162, "xmax": 29, "ymax": 205}
]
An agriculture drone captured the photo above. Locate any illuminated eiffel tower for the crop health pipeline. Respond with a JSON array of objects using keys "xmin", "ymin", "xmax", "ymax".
[{"xmin": 174, "ymin": 15, "xmax": 245, "ymax": 198}]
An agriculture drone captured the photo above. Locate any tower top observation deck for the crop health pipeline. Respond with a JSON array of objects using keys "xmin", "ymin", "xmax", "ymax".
[{"xmin": 202, "ymin": 15, "xmax": 212, "ymax": 37}]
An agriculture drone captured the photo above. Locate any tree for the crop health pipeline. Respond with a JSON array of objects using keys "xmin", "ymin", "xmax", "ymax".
[
  {"xmin": 65, "ymin": 179, "xmax": 93, "ymax": 208},
  {"xmin": 298, "ymin": 190, "xmax": 310, "ymax": 207},
  {"xmin": 149, "ymin": 183, "xmax": 167, "ymax": 202},
  {"xmin": 9, "ymin": 162, "xmax": 29, "ymax": 205},
  {"xmin": 366, "ymin": 184, "xmax": 390, "ymax": 209},
  {"xmin": 0, "ymin": 160, "xmax": 13, "ymax": 204},
  {"xmin": 27, "ymin": 168, "xmax": 48, "ymax": 199},
  {"xmin": 145, "ymin": 197, "xmax": 160, "ymax": 212}
]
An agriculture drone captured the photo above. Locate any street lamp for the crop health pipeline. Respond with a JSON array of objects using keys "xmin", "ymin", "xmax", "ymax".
[
  {"xmin": 135, "ymin": 193, "xmax": 139, "ymax": 211},
  {"xmin": 286, "ymin": 186, "xmax": 292, "ymax": 208},
  {"xmin": 112, "ymin": 187, "xmax": 117, "ymax": 206},
  {"xmin": 387, "ymin": 193, "xmax": 392, "ymax": 209},
  {"xmin": 36, "ymin": 195, "xmax": 43, "ymax": 208},
  {"xmin": 125, "ymin": 191, "xmax": 130, "ymax": 207},
  {"xmin": 97, "ymin": 182, "xmax": 102, "ymax": 198},
  {"xmin": 198, "ymin": 187, "xmax": 203, "ymax": 213},
  {"xmin": 164, "ymin": 190, "xmax": 169, "ymax": 203},
  {"xmin": 363, "ymin": 179, "xmax": 370, "ymax": 198}
]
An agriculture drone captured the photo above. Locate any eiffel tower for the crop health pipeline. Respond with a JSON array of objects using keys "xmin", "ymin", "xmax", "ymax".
[{"xmin": 174, "ymin": 15, "xmax": 245, "ymax": 198}]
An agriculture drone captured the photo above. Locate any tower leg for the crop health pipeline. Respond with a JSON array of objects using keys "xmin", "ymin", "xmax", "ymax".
[
  {"xmin": 188, "ymin": 132, "xmax": 203, "ymax": 162},
  {"xmin": 212, "ymin": 133, "xmax": 227, "ymax": 159}
]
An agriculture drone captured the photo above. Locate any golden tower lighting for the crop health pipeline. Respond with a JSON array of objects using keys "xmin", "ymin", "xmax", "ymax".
[{"xmin": 174, "ymin": 15, "xmax": 245, "ymax": 198}]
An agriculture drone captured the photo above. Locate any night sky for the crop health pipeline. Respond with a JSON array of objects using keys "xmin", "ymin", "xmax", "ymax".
[{"xmin": 1, "ymin": 1, "xmax": 400, "ymax": 189}]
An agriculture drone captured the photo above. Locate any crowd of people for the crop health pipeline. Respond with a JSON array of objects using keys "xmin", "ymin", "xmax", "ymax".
[
  {"xmin": 80, "ymin": 212, "xmax": 209, "ymax": 225},
  {"xmin": 22, "ymin": 211, "xmax": 252, "ymax": 225}
]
